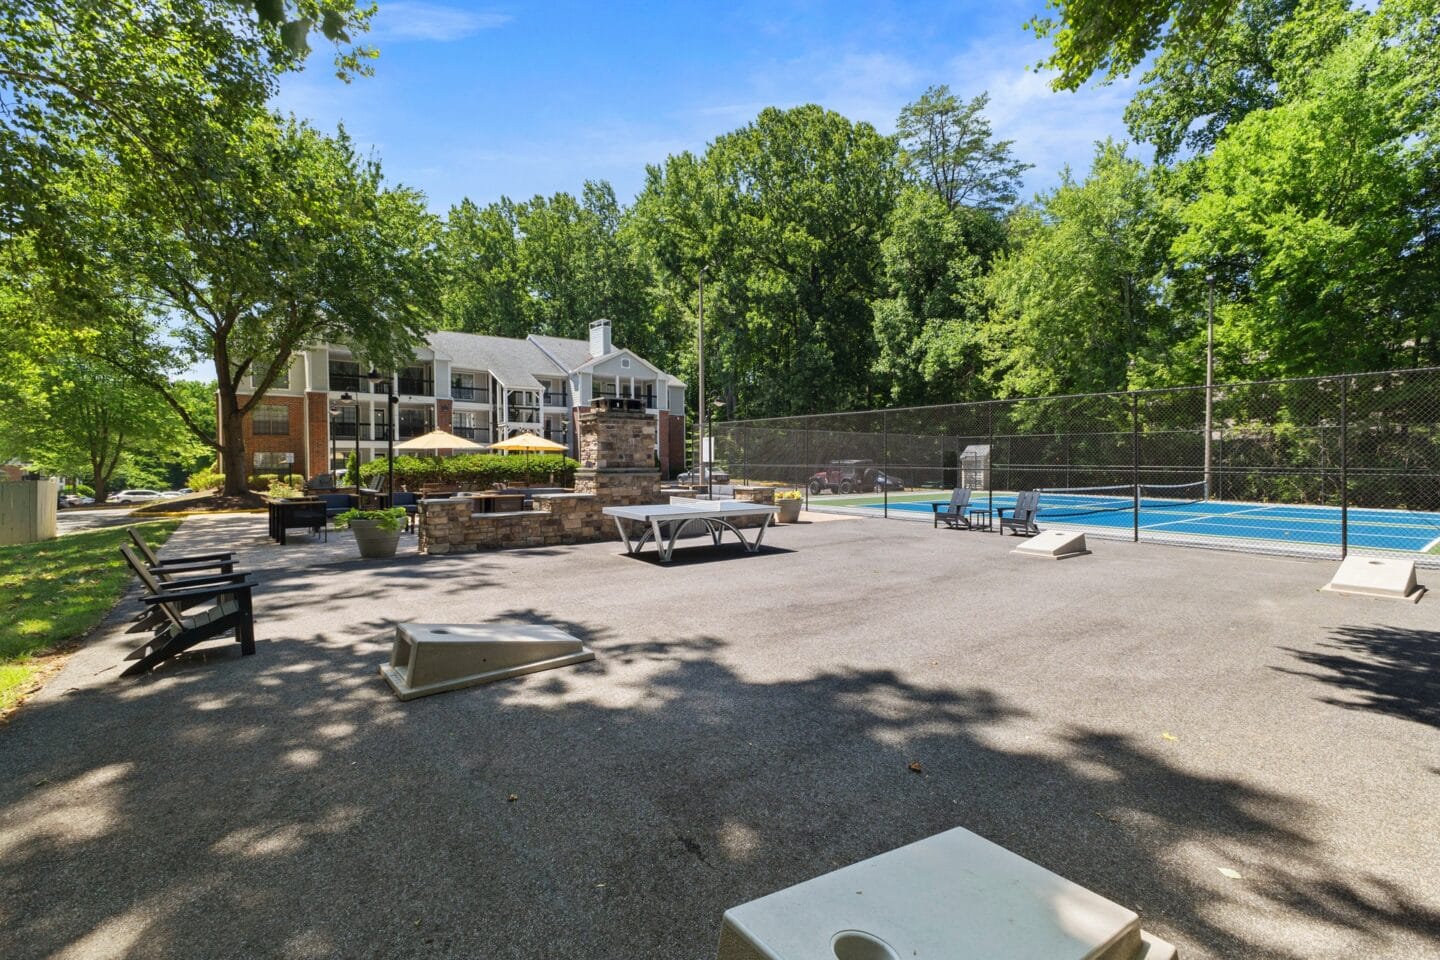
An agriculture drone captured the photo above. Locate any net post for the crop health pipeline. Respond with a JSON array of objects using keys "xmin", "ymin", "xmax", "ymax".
[
  {"xmin": 1131, "ymin": 393, "xmax": 1140, "ymax": 543},
  {"xmin": 987, "ymin": 401, "xmax": 995, "ymax": 521},
  {"xmin": 883, "ymin": 410, "xmax": 889, "ymax": 519},
  {"xmin": 1340, "ymin": 375, "xmax": 1348, "ymax": 559}
]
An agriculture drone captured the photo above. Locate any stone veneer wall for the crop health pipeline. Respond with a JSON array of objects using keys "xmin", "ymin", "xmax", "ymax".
[{"xmin": 419, "ymin": 407, "xmax": 662, "ymax": 554}]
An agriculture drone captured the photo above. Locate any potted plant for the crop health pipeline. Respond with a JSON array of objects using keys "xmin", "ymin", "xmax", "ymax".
[
  {"xmin": 775, "ymin": 489, "xmax": 803, "ymax": 523},
  {"xmin": 334, "ymin": 506, "xmax": 407, "ymax": 558}
]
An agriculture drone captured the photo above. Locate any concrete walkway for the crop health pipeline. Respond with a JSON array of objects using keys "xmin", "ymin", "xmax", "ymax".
[{"xmin": 1, "ymin": 513, "xmax": 1436, "ymax": 959}]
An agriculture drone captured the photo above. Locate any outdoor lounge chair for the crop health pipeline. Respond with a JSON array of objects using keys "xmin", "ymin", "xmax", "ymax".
[
  {"xmin": 127, "ymin": 527, "xmax": 235, "ymax": 575},
  {"xmin": 121, "ymin": 544, "xmax": 247, "ymax": 633},
  {"xmin": 997, "ymin": 490, "xmax": 1041, "ymax": 536},
  {"xmin": 318, "ymin": 493, "xmax": 357, "ymax": 520},
  {"xmin": 930, "ymin": 488, "xmax": 973, "ymax": 529},
  {"xmin": 120, "ymin": 549, "xmax": 256, "ymax": 676}
]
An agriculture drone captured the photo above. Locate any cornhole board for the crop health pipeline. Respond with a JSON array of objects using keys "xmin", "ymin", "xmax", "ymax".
[
  {"xmin": 1013, "ymin": 529, "xmax": 1091, "ymax": 560},
  {"xmin": 1321, "ymin": 556, "xmax": 1425, "ymax": 602},
  {"xmin": 717, "ymin": 826, "xmax": 1177, "ymax": 960},
  {"xmin": 380, "ymin": 623, "xmax": 594, "ymax": 700}
]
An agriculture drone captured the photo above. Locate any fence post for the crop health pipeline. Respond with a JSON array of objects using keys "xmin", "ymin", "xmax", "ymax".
[
  {"xmin": 1340, "ymin": 376, "xmax": 1349, "ymax": 559},
  {"xmin": 804, "ymin": 426, "xmax": 811, "ymax": 512},
  {"xmin": 1132, "ymin": 393, "xmax": 1140, "ymax": 543},
  {"xmin": 882, "ymin": 411, "xmax": 889, "ymax": 519},
  {"xmin": 987, "ymin": 401, "xmax": 995, "ymax": 518}
]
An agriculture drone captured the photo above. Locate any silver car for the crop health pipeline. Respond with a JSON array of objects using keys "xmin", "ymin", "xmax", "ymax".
[{"xmin": 110, "ymin": 489, "xmax": 163, "ymax": 504}]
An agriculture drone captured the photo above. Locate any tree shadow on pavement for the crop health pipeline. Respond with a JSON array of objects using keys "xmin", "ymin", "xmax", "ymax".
[
  {"xmin": 1276, "ymin": 624, "xmax": 1440, "ymax": 729},
  {"xmin": 1, "ymin": 614, "xmax": 1436, "ymax": 960}
]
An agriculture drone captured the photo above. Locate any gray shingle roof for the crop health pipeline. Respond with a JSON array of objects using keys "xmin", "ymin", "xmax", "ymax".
[
  {"xmin": 428, "ymin": 332, "xmax": 560, "ymax": 390},
  {"xmin": 527, "ymin": 334, "xmax": 593, "ymax": 372}
]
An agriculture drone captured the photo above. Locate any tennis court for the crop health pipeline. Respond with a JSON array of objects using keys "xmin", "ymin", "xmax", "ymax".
[{"xmin": 819, "ymin": 484, "xmax": 1440, "ymax": 558}]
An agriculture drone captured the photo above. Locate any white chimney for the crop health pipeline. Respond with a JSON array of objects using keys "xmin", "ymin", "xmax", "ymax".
[{"xmin": 589, "ymin": 318, "xmax": 613, "ymax": 357}]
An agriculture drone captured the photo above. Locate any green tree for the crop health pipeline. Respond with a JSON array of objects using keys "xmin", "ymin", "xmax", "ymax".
[
  {"xmin": 634, "ymin": 105, "xmax": 901, "ymax": 417},
  {"xmin": 896, "ymin": 87, "xmax": 1031, "ymax": 211},
  {"xmin": 1029, "ymin": 0, "xmax": 1241, "ymax": 89},
  {"xmin": 38, "ymin": 116, "xmax": 440, "ymax": 495},
  {"xmin": 1173, "ymin": 0, "xmax": 1440, "ymax": 377},
  {"xmin": 986, "ymin": 142, "xmax": 1177, "ymax": 396}
]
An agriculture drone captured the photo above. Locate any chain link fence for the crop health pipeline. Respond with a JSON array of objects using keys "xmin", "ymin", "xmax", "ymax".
[{"xmin": 713, "ymin": 367, "xmax": 1440, "ymax": 566}]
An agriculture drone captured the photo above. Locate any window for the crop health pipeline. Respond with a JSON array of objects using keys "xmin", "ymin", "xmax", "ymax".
[
  {"xmin": 252, "ymin": 404, "xmax": 290, "ymax": 436},
  {"xmin": 253, "ymin": 451, "xmax": 294, "ymax": 470}
]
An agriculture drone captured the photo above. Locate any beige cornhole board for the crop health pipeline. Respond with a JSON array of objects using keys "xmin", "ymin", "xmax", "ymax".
[
  {"xmin": 380, "ymin": 623, "xmax": 594, "ymax": 700},
  {"xmin": 717, "ymin": 827, "xmax": 1177, "ymax": 960},
  {"xmin": 1013, "ymin": 528, "xmax": 1091, "ymax": 560},
  {"xmin": 1321, "ymin": 556, "xmax": 1425, "ymax": 602}
]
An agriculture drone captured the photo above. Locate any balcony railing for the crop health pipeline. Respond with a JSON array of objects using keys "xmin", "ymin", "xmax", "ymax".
[
  {"xmin": 329, "ymin": 373, "xmax": 375, "ymax": 394},
  {"xmin": 451, "ymin": 384, "xmax": 490, "ymax": 403},
  {"xmin": 330, "ymin": 422, "xmax": 392, "ymax": 441},
  {"xmin": 505, "ymin": 408, "xmax": 540, "ymax": 424},
  {"xmin": 453, "ymin": 425, "xmax": 489, "ymax": 441},
  {"xmin": 542, "ymin": 391, "xmax": 567, "ymax": 406},
  {"xmin": 397, "ymin": 378, "xmax": 433, "ymax": 396},
  {"xmin": 594, "ymin": 389, "xmax": 657, "ymax": 408}
]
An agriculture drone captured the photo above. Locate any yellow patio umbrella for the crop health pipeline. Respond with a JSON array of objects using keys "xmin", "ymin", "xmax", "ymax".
[
  {"xmin": 490, "ymin": 432, "xmax": 568, "ymax": 483},
  {"xmin": 395, "ymin": 429, "xmax": 490, "ymax": 455}
]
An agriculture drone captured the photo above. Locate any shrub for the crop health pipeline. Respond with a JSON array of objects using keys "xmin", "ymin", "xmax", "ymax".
[
  {"xmin": 265, "ymin": 479, "xmax": 306, "ymax": 499},
  {"xmin": 344, "ymin": 451, "xmax": 359, "ymax": 488},
  {"xmin": 64, "ymin": 482, "xmax": 96, "ymax": 497},
  {"xmin": 360, "ymin": 454, "xmax": 579, "ymax": 490},
  {"xmin": 248, "ymin": 473, "xmax": 304, "ymax": 492},
  {"xmin": 187, "ymin": 467, "xmax": 225, "ymax": 492},
  {"xmin": 333, "ymin": 507, "xmax": 407, "ymax": 532}
]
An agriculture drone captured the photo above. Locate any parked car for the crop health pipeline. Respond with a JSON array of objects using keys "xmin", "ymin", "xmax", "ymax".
[
  {"xmin": 808, "ymin": 460, "xmax": 906, "ymax": 495},
  {"xmin": 675, "ymin": 467, "xmax": 730, "ymax": 485},
  {"xmin": 110, "ymin": 489, "xmax": 163, "ymax": 504},
  {"xmin": 157, "ymin": 488, "xmax": 193, "ymax": 499},
  {"xmin": 60, "ymin": 494, "xmax": 95, "ymax": 507}
]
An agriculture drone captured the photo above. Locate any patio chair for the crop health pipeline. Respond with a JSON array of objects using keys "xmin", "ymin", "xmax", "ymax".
[
  {"xmin": 127, "ymin": 527, "xmax": 236, "ymax": 575},
  {"xmin": 120, "ymin": 545, "xmax": 244, "ymax": 633},
  {"xmin": 318, "ymin": 493, "xmax": 357, "ymax": 520},
  {"xmin": 120, "ymin": 549, "xmax": 256, "ymax": 676},
  {"xmin": 390, "ymin": 491, "xmax": 419, "ymax": 533},
  {"xmin": 306, "ymin": 473, "xmax": 336, "ymax": 492},
  {"xmin": 997, "ymin": 490, "xmax": 1041, "ymax": 536},
  {"xmin": 930, "ymin": 488, "xmax": 973, "ymax": 529}
]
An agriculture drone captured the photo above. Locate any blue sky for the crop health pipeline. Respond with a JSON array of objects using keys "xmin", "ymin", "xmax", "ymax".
[{"xmin": 275, "ymin": 0, "xmax": 1145, "ymax": 211}]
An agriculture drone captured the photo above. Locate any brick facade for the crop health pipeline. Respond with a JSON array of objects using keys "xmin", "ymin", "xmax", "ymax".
[
  {"xmin": 305, "ymin": 392, "xmax": 329, "ymax": 478},
  {"xmin": 234, "ymin": 394, "xmax": 308, "ymax": 477},
  {"xmin": 436, "ymin": 399, "xmax": 453, "ymax": 433}
]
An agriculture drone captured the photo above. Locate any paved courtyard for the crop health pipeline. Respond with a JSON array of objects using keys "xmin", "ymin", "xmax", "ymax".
[{"xmin": 2, "ymin": 513, "xmax": 1437, "ymax": 959}]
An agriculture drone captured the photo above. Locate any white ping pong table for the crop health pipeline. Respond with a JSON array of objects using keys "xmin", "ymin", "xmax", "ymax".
[{"xmin": 603, "ymin": 500, "xmax": 779, "ymax": 562}]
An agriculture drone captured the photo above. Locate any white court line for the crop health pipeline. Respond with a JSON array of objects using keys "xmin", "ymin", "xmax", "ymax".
[{"xmin": 1139, "ymin": 504, "xmax": 1278, "ymax": 531}]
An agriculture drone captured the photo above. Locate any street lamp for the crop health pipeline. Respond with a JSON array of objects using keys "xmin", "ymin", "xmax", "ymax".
[
  {"xmin": 366, "ymin": 368, "xmax": 398, "ymax": 505},
  {"xmin": 328, "ymin": 404, "xmax": 340, "ymax": 478},
  {"xmin": 1204, "ymin": 272, "xmax": 1215, "ymax": 500},
  {"xmin": 338, "ymin": 392, "xmax": 358, "ymax": 488}
]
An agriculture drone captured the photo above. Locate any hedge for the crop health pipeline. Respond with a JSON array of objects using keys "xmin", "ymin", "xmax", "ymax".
[
  {"xmin": 185, "ymin": 469, "xmax": 305, "ymax": 493},
  {"xmin": 359, "ymin": 454, "xmax": 579, "ymax": 489}
]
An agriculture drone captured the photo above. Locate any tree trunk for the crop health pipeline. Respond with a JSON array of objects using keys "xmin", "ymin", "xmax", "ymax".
[
  {"xmin": 218, "ymin": 387, "xmax": 250, "ymax": 496},
  {"xmin": 91, "ymin": 465, "xmax": 109, "ymax": 504}
]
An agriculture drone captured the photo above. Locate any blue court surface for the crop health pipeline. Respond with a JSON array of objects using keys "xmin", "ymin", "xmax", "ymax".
[{"xmin": 870, "ymin": 490, "xmax": 1440, "ymax": 555}]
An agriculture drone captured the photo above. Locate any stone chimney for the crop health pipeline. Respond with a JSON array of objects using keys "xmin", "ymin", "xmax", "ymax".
[
  {"xmin": 589, "ymin": 318, "xmax": 613, "ymax": 357},
  {"xmin": 573, "ymin": 406, "xmax": 660, "ymax": 507}
]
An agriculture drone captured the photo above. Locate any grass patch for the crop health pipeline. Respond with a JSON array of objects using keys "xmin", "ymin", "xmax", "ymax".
[{"xmin": 0, "ymin": 520, "xmax": 180, "ymax": 714}]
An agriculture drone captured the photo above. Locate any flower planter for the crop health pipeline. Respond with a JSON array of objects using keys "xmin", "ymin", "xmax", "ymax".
[
  {"xmin": 348, "ymin": 518, "xmax": 401, "ymax": 558},
  {"xmin": 776, "ymin": 499, "xmax": 802, "ymax": 523}
]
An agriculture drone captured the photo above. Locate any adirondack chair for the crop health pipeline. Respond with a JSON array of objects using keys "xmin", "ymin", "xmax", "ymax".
[
  {"xmin": 998, "ymin": 490, "xmax": 1042, "ymax": 536},
  {"xmin": 930, "ymin": 488, "xmax": 974, "ymax": 529},
  {"xmin": 120, "ymin": 547, "xmax": 256, "ymax": 676},
  {"xmin": 127, "ymin": 527, "xmax": 235, "ymax": 574},
  {"xmin": 120, "ymin": 545, "xmax": 243, "ymax": 634}
]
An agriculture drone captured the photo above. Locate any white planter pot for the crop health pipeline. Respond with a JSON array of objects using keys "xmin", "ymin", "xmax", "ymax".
[
  {"xmin": 348, "ymin": 518, "xmax": 401, "ymax": 558},
  {"xmin": 777, "ymin": 499, "xmax": 802, "ymax": 523}
]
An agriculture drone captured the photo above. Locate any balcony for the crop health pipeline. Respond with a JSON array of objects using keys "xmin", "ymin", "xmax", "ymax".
[
  {"xmin": 330, "ymin": 422, "xmax": 392, "ymax": 441},
  {"xmin": 451, "ymin": 384, "xmax": 490, "ymax": 403},
  {"xmin": 453, "ymin": 425, "xmax": 489, "ymax": 442},
  {"xmin": 542, "ymin": 391, "xmax": 567, "ymax": 406},
  {"xmin": 397, "ymin": 377, "xmax": 433, "ymax": 396},
  {"xmin": 329, "ymin": 373, "xmax": 374, "ymax": 394},
  {"xmin": 505, "ymin": 407, "xmax": 540, "ymax": 424},
  {"xmin": 594, "ymin": 389, "xmax": 657, "ymax": 408}
]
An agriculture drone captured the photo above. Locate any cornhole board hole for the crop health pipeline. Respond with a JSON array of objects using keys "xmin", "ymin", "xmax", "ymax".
[
  {"xmin": 717, "ymin": 826, "xmax": 1177, "ymax": 960},
  {"xmin": 1321, "ymin": 556, "xmax": 1425, "ymax": 602},
  {"xmin": 1013, "ymin": 529, "xmax": 1091, "ymax": 560},
  {"xmin": 380, "ymin": 623, "xmax": 594, "ymax": 700}
]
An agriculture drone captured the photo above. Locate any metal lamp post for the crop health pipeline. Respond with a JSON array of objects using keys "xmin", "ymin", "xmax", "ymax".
[
  {"xmin": 339, "ymin": 392, "xmax": 359, "ymax": 489},
  {"xmin": 1204, "ymin": 272, "xmax": 1215, "ymax": 500},
  {"xmin": 697, "ymin": 265, "xmax": 707, "ymax": 498},
  {"xmin": 328, "ymin": 404, "xmax": 340, "ymax": 478},
  {"xmin": 366, "ymin": 369, "xmax": 398, "ymax": 506}
]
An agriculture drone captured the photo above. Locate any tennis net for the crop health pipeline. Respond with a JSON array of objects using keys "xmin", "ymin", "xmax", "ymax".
[{"xmin": 1035, "ymin": 481, "xmax": 1207, "ymax": 518}]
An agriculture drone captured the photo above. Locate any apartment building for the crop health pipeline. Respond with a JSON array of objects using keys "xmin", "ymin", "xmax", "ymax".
[{"xmin": 225, "ymin": 319, "xmax": 688, "ymax": 478}]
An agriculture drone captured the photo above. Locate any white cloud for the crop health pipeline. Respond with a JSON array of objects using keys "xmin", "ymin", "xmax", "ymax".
[{"xmin": 371, "ymin": 3, "xmax": 512, "ymax": 43}]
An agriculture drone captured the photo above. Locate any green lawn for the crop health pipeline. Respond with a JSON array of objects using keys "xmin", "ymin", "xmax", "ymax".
[{"xmin": 0, "ymin": 520, "xmax": 180, "ymax": 712}]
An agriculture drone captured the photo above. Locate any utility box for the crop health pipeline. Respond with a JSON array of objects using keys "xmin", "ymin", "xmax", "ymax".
[
  {"xmin": 717, "ymin": 826, "xmax": 1177, "ymax": 960},
  {"xmin": 960, "ymin": 444, "xmax": 991, "ymax": 490},
  {"xmin": 0, "ymin": 478, "xmax": 60, "ymax": 546}
]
